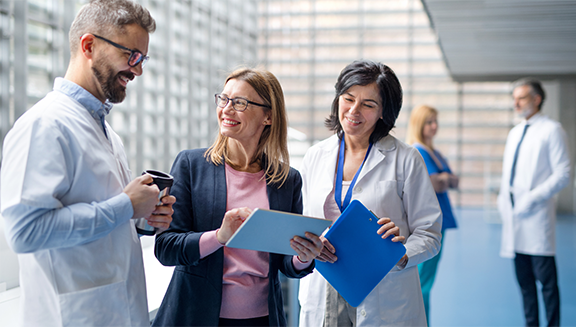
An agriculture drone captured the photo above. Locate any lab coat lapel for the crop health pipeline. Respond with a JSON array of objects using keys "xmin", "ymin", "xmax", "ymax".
[{"xmin": 355, "ymin": 135, "xmax": 393, "ymax": 182}]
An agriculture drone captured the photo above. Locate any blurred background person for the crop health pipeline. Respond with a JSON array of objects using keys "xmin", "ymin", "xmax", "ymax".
[
  {"xmin": 152, "ymin": 67, "xmax": 323, "ymax": 327},
  {"xmin": 406, "ymin": 104, "xmax": 458, "ymax": 325},
  {"xmin": 298, "ymin": 60, "xmax": 442, "ymax": 327},
  {"xmin": 498, "ymin": 78, "xmax": 570, "ymax": 327}
]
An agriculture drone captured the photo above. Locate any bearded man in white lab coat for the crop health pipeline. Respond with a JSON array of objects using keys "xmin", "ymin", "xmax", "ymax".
[
  {"xmin": 0, "ymin": 1, "xmax": 175, "ymax": 326},
  {"xmin": 498, "ymin": 78, "xmax": 570, "ymax": 327}
]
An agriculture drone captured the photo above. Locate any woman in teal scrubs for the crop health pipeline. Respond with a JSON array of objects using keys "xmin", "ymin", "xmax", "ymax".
[{"xmin": 406, "ymin": 104, "xmax": 458, "ymax": 325}]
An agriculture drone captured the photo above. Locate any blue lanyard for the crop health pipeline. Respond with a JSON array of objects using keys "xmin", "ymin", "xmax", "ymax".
[{"xmin": 335, "ymin": 136, "xmax": 373, "ymax": 212}]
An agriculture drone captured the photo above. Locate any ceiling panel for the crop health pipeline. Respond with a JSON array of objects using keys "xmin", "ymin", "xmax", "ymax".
[{"xmin": 421, "ymin": 0, "xmax": 576, "ymax": 82}]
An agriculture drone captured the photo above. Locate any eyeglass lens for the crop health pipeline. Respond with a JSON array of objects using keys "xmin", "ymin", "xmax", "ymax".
[
  {"xmin": 215, "ymin": 94, "xmax": 248, "ymax": 111},
  {"xmin": 128, "ymin": 52, "xmax": 147, "ymax": 67},
  {"xmin": 93, "ymin": 34, "xmax": 148, "ymax": 68}
]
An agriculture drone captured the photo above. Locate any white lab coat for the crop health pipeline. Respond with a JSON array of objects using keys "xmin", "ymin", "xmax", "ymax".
[
  {"xmin": 298, "ymin": 134, "xmax": 442, "ymax": 327},
  {"xmin": 1, "ymin": 90, "xmax": 149, "ymax": 326},
  {"xmin": 497, "ymin": 113, "xmax": 571, "ymax": 258}
]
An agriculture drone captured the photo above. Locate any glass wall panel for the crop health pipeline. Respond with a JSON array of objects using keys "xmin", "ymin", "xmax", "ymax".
[
  {"xmin": 0, "ymin": 0, "xmax": 258, "ymax": 296},
  {"xmin": 0, "ymin": 0, "xmax": 258, "ymax": 173},
  {"xmin": 259, "ymin": 0, "xmax": 513, "ymax": 210}
]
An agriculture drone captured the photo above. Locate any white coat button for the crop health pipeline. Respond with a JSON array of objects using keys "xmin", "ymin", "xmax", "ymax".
[
  {"xmin": 361, "ymin": 310, "xmax": 366, "ymax": 316},
  {"xmin": 356, "ymin": 187, "xmax": 363, "ymax": 193}
]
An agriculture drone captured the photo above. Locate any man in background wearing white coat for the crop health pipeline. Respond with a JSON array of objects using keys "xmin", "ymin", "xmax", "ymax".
[
  {"xmin": 0, "ymin": 0, "xmax": 175, "ymax": 326},
  {"xmin": 498, "ymin": 78, "xmax": 570, "ymax": 327}
]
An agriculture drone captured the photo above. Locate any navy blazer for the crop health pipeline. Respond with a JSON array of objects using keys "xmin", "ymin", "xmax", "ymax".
[{"xmin": 152, "ymin": 148, "xmax": 313, "ymax": 327}]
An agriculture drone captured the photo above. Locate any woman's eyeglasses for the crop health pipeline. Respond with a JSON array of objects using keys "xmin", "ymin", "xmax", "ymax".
[
  {"xmin": 92, "ymin": 34, "xmax": 149, "ymax": 68},
  {"xmin": 214, "ymin": 93, "xmax": 270, "ymax": 112}
]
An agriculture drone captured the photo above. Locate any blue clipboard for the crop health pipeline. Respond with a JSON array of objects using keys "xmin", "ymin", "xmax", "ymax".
[{"xmin": 315, "ymin": 200, "xmax": 406, "ymax": 307}]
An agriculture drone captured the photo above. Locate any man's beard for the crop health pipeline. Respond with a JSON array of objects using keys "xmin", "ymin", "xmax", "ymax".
[
  {"xmin": 92, "ymin": 58, "xmax": 133, "ymax": 104},
  {"xmin": 517, "ymin": 103, "xmax": 537, "ymax": 119}
]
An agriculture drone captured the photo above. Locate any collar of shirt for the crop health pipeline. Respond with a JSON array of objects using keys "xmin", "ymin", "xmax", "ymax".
[
  {"xmin": 524, "ymin": 111, "xmax": 543, "ymax": 126},
  {"xmin": 53, "ymin": 77, "xmax": 113, "ymax": 124}
]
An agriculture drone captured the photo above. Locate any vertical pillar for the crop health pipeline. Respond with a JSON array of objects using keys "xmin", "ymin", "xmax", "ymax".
[
  {"xmin": 62, "ymin": 0, "xmax": 76, "ymax": 71},
  {"xmin": 542, "ymin": 79, "xmax": 576, "ymax": 214},
  {"xmin": 456, "ymin": 82, "xmax": 463, "ymax": 207},
  {"xmin": 0, "ymin": 2, "xmax": 13, "ymax": 142},
  {"xmin": 163, "ymin": 0, "xmax": 172, "ymax": 172},
  {"xmin": 307, "ymin": 0, "xmax": 316, "ymax": 146},
  {"xmin": 557, "ymin": 79, "xmax": 576, "ymax": 214},
  {"xmin": 13, "ymin": 0, "xmax": 27, "ymax": 120}
]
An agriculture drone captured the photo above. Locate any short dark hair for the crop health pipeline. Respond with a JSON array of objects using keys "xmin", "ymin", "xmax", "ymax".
[
  {"xmin": 325, "ymin": 60, "xmax": 403, "ymax": 143},
  {"xmin": 512, "ymin": 77, "xmax": 546, "ymax": 110},
  {"xmin": 69, "ymin": 0, "xmax": 156, "ymax": 56}
]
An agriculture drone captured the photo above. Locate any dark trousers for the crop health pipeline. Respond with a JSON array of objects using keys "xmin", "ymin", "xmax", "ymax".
[{"xmin": 514, "ymin": 253, "xmax": 560, "ymax": 327}]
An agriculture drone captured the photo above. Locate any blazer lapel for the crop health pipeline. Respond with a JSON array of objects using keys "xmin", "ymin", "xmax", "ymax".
[
  {"xmin": 212, "ymin": 162, "xmax": 227, "ymax": 229},
  {"xmin": 267, "ymin": 183, "xmax": 280, "ymax": 211}
]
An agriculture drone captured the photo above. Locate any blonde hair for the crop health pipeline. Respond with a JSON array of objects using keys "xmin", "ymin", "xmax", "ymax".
[
  {"xmin": 406, "ymin": 104, "xmax": 438, "ymax": 148},
  {"xmin": 205, "ymin": 67, "xmax": 290, "ymax": 188}
]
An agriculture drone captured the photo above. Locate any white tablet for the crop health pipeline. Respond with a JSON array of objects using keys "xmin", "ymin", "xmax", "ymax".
[{"xmin": 225, "ymin": 208, "xmax": 332, "ymax": 256}]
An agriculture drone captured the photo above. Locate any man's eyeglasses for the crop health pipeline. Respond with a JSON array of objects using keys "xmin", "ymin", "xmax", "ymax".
[
  {"xmin": 92, "ymin": 34, "xmax": 149, "ymax": 68},
  {"xmin": 214, "ymin": 94, "xmax": 270, "ymax": 112}
]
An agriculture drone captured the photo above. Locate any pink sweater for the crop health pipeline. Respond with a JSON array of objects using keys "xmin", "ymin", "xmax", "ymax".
[{"xmin": 199, "ymin": 163, "xmax": 310, "ymax": 319}]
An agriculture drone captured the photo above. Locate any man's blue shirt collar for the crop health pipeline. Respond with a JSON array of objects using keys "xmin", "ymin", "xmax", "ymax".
[{"xmin": 53, "ymin": 77, "xmax": 113, "ymax": 119}]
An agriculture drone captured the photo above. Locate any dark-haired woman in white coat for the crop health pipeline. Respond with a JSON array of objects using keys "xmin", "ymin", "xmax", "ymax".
[{"xmin": 298, "ymin": 60, "xmax": 442, "ymax": 327}]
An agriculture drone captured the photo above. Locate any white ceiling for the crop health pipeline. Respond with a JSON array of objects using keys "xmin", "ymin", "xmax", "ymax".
[{"xmin": 421, "ymin": 0, "xmax": 576, "ymax": 82}]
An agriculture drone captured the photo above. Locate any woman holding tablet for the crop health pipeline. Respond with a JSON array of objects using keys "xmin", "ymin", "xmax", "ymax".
[
  {"xmin": 153, "ymin": 67, "xmax": 323, "ymax": 327},
  {"xmin": 298, "ymin": 60, "xmax": 442, "ymax": 327}
]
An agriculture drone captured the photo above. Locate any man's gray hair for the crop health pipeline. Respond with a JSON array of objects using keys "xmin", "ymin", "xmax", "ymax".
[
  {"xmin": 512, "ymin": 77, "xmax": 546, "ymax": 110},
  {"xmin": 69, "ymin": 0, "xmax": 156, "ymax": 56}
]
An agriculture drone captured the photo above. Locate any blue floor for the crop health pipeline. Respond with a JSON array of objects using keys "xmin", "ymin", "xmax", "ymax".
[{"xmin": 430, "ymin": 208, "xmax": 576, "ymax": 327}]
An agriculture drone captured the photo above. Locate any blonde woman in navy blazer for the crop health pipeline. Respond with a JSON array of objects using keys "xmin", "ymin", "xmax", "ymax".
[{"xmin": 152, "ymin": 68, "xmax": 323, "ymax": 327}]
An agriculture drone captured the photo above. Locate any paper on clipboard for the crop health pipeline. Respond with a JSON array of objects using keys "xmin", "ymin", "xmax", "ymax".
[
  {"xmin": 315, "ymin": 199, "xmax": 406, "ymax": 307},
  {"xmin": 225, "ymin": 208, "xmax": 332, "ymax": 256}
]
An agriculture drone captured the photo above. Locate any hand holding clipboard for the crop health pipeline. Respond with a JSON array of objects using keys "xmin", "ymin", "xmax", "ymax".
[
  {"xmin": 315, "ymin": 200, "xmax": 407, "ymax": 307},
  {"xmin": 316, "ymin": 212, "xmax": 405, "ymax": 264}
]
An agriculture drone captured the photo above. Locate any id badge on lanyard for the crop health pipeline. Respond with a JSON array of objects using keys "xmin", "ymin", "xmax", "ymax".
[{"xmin": 334, "ymin": 135, "xmax": 373, "ymax": 213}]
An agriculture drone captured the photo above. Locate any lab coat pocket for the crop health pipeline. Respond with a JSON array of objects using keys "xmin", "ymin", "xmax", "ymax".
[
  {"xmin": 59, "ymin": 280, "xmax": 130, "ymax": 327},
  {"xmin": 376, "ymin": 267, "xmax": 424, "ymax": 325}
]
